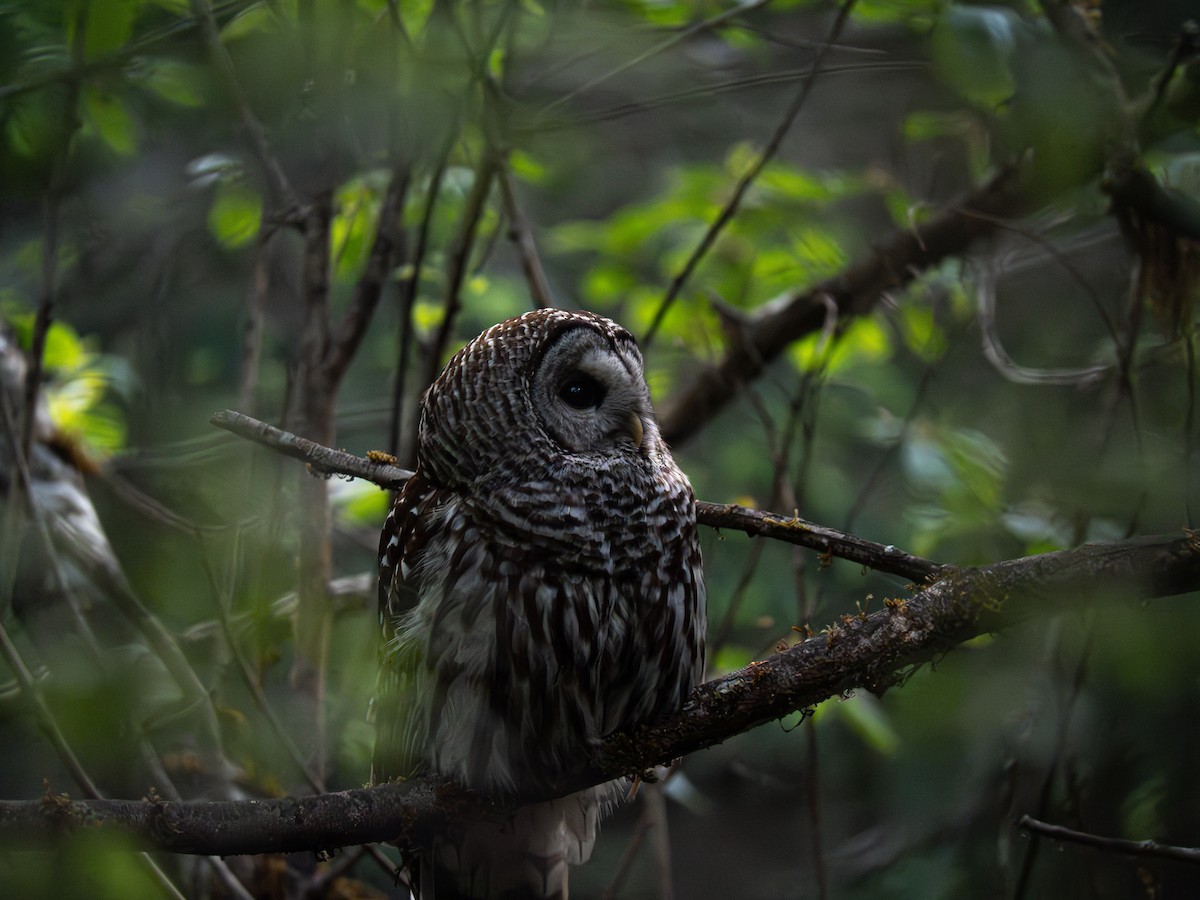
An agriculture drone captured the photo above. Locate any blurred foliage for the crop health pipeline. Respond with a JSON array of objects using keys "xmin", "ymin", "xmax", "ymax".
[{"xmin": 0, "ymin": 0, "xmax": 1198, "ymax": 898}]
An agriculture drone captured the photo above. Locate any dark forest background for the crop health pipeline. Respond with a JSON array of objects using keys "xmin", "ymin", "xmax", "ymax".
[{"xmin": 1, "ymin": 0, "xmax": 1199, "ymax": 897}]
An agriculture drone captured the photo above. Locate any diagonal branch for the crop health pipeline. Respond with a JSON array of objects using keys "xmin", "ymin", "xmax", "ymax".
[
  {"xmin": 1, "ymin": 530, "xmax": 1196, "ymax": 856},
  {"xmin": 326, "ymin": 167, "xmax": 412, "ymax": 385},
  {"xmin": 658, "ymin": 164, "xmax": 1028, "ymax": 445},
  {"xmin": 191, "ymin": 0, "xmax": 297, "ymax": 210}
]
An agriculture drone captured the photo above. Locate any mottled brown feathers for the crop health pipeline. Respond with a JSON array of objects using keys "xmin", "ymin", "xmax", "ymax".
[{"xmin": 373, "ymin": 308, "xmax": 706, "ymax": 899}]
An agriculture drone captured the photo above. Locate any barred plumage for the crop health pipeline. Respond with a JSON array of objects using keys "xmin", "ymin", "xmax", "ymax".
[{"xmin": 373, "ymin": 309, "xmax": 705, "ymax": 899}]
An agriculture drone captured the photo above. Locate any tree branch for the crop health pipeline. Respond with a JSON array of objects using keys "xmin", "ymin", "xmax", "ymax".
[
  {"xmin": 208, "ymin": 409, "xmax": 941, "ymax": 579},
  {"xmin": 2, "ymin": 530, "xmax": 1196, "ymax": 855},
  {"xmin": 658, "ymin": 164, "xmax": 1028, "ymax": 446},
  {"xmin": 1019, "ymin": 814, "xmax": 1200, "ymax": 866},
  {"xmin": 327, "ymin": 167, "xmax": 411, "ymax": 385}
]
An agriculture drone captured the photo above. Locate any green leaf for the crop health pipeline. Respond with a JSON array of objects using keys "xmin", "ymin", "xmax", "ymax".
[
  {"xmin": 83, "ymin": 0, "xmax": 137, "ymax": 59},
  {"xmin": 208, "ymin": 182, "xmax": 262, "ymax": 248},
  {"xmin": 852, "ymin": 0, "xmax": 940, "ymax": 26},
  {"xmin": 930, "ymin": 6, "xmax": 1017, "ymax": 109},
  {"xmin": 332, "ymin": 174, "xmax": 384, "ymax": 280},
  {"xmin": 142, "ymin": 59, "xmax": 206, "ymax": 107},
  {"xmin": 84, "ymin": 88, "xmax": 137, "ymax": 155},
  {"xmin": 899, "ymin": 304, "xmax": 947, "ymax": 362},
  {"xmin": 824, "ymin": 692, "xmax": 900, "ymax": 755},
  {"xmin": 508, "ymin": 149, "xmax": 547, "ymax": 184},
  {"xmin": 333, "ymin": 479, "xmax": 391, "ymax": 527},
  {"xmin": 219, "ymin": 3, "xmax": 278, "ymax": 41}
]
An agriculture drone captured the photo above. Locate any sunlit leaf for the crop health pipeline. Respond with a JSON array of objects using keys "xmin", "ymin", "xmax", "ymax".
[
  {"xmin": 824, "ymin": 692, "xmax": 900, "ymax": 755},
  {"xmin": 899, "ymin": 304, "xmax": 947, "ymax": 362},
  {"xmin": 208, "ymin": 182, "xmax": 262, "ymax": 249},
  {"xmin": 220, "ymin": 2, "xmax": 277, "ymax": 41},
  {"xmin": 509, "ymin": 149, "xmax": 547, "ymax": 184},
  {"xmin": 84, "ymin": 88, "xmax": 137, "ymax": 155},
  {"xmin": 333, "ymin": 479, "xmax": 391, "ymax": 527},
  {"xmin": 83, "ymin": 0, "xmax": 137, "ymax": 58},
  {"xmin": 40, "ymin": 319, "xmax": 89, "ymax": 370},
  {"xmin": 412, "ymin": 298, "xmax": 446, "ymax": 333}
]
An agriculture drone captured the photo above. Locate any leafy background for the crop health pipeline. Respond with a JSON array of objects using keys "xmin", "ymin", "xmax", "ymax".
[{"xmin": 1, "ymin": 0, "xmax": 1198, "ymax": 898}]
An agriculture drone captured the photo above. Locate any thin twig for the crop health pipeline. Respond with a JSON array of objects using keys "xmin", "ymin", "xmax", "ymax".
[
  {"xmin": 642, "ymin": 0, "xmax": 859, "ymax": 346},
  {"xmin": 237, "ymin": 225, "xmax": 275, "ymax": 415},
  {"xmin": 390, "ymin": 138, "xmax": 455, "ymax": 464},
  {"xmin": 535, "ymin": 0, "xmax": 773, "ymax": 117},
  {"xmin": 207, "ymin": 409, "xmax": 941, "ymax": 580},
  {"xmin": 535, "ymin": 61, "xmax": 928, "ymax": 134},
  {"xmin": 211, "ymin": 409, "xmax": 412, "ymax": 486},
  {"xmin": 497, "ymin": 157, "xmax": 555, "ymax": 308},
  {"xmin": 1018, "ymin": 815, "xmax": 1200, "ymax": 866},
  {"xmin": 420, "ymin": 156, "xmax": 499, "ymax": 395},
  {"xmin": 1012, "ymin": 618, "xmax": 1094, "ymax": 899},
  {"xmin": 21, "ymin": 5, "xmax": 85, "ymax": 458},
  {"xmin": 191, "ymin": 0, "xmax": 297, "ymax": 209},
  {"xmin": 328, "ymin": 167, "xmax": 411, "ymax": 385}
]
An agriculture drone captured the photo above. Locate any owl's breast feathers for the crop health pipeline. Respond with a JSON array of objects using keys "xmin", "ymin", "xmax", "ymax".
[{"xmin": 374, "ymin": 463, "xmax": 705, "ymax": 796}]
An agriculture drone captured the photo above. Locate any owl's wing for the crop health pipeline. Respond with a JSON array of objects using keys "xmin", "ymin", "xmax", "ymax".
[{"xmin": 372, "ymin": 472, "xmax": 444, "ymax": 784}]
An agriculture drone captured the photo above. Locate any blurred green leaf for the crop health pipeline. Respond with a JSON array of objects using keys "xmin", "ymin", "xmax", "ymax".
[
  {"xmin": 509, "ymin": 149, "xmax": 547, "ymax": 184},
  {"xmin": 208, "ymin": 181, "xmax": 262, "ymax": 248},
  {"xmin": 899, "ymin": 303, "xmax": 947, "ymax": 362},
  {"xmin": 83, "ymin": 87, "xmax": 136, "ymax": 155},
  {"xmin": 219, "ymin": 2, "xmax": 278, "ymax": 41},
  {"xmin": 82, "ymin": 0, "xmax": 137, "ymax": 59},
  {"xmin": 333, "ymin": 479, "xmax": 391, "ymax": 527},
  {"xmin": 931, "ymin": 6, "xmax": 1017, "ymax": 109},
  {"xmin": 789, "ymin": 313, "xmax": 891, "ymax": 374},
  {"xmin": 827, "ymin": 692, "xmax": 900, "ymax": 755},
  {"xmin": 853, "ymin": 0, "xmax": 940, "ymax": 26},
  {"xmin": 141, "ymin": 59, "xmax": 205, "ymax": 107}
]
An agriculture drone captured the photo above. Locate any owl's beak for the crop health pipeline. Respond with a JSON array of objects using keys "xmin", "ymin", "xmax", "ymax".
[{"xmin": 626, "ymin": 411, "xmax": 645, "ymax": 450}]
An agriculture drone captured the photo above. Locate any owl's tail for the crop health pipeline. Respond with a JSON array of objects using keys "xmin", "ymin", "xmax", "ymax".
[{"xmin": 413, "ymin": 790, "xmax": 603, "ymax": 899}]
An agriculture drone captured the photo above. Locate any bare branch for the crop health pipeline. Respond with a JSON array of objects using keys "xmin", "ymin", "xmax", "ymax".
[
  {"xmin": 390, "ymin": 137, "xmax": 455, "ymax": 463},
  {"xmin": 420, "ymin": 157, "xmax": 499, "ymax": 395},
  {"xmin": 658, "ymin": 164, "xmax": 1027, "ymax": 446},
  {"xmin": 208, "ymin": 409, "xmax": 938, "ymax": 578},
  {"xmin": 327, "ymin": 168, "xmax": 411, "ymax": 385},
  {"xmin": 698, "ymin": 503, "xmax": 941, "ymax": 583},
  {"xmin": 209, "ymin": 409, "xmax": 411, "ymax": 488},
  {"xmin": 1019, "ymin": 815, "xmax": 1200, "ymax": 866},
  {"xmin": 191, "ymin": 0, "xmax": 298, "ymax": 210},
  {"xmin": 498, "ymin": 158, "xmax": 555, "ymax": 309}
]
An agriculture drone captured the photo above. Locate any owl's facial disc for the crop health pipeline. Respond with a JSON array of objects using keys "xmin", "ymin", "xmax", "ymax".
[{"xmin": 533, "ymin": 328, "xmax": 652, "ymax": 456}]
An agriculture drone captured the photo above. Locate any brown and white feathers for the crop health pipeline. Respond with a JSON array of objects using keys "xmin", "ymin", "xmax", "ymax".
[{"xmin": 373, "ymin": 309, "xmax": 705, "ymax": 898}]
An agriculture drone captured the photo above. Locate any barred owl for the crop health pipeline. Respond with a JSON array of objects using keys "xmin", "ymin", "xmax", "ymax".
[{"xmin": 373, "ymin": 309, "xmax": 706, "ymax": 899}]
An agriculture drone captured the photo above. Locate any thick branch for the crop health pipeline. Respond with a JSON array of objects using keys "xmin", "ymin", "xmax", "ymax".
[{"xmin": 2, "ymin": 531, "xmax": 1196, "ymax": 855}]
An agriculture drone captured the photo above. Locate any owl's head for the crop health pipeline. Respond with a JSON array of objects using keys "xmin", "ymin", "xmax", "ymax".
[{"xmin": 417, "ymin": 309, "xmax": 665, "ymax": 486}]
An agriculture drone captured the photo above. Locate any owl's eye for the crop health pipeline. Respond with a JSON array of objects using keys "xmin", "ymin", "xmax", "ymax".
[{"xmin": 558, "ymin": 372, "xmax": 606, "ymax": 410}]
